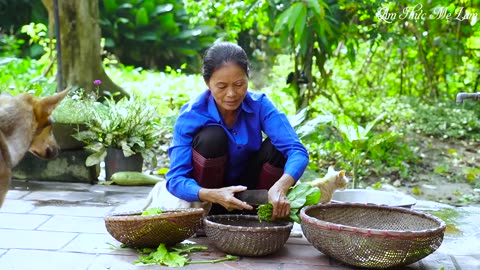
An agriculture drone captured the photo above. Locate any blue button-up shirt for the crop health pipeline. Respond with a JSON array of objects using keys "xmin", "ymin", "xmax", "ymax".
[{"xmin": 166, "ymin": 90, "xmax": 309, "ymax": 202}]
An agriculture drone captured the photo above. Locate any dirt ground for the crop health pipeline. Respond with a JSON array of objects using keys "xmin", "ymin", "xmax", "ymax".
[{"xmin": 379, "ymin": 134, "xmax": 480, "ymax": 206}]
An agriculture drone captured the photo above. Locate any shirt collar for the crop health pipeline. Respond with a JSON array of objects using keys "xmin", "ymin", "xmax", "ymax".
[{"xmin": 207, "ymin": 91, "xmax": 254, "ymax": 123}]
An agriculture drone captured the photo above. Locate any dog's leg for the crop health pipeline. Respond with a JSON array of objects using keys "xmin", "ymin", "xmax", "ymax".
[
  {"xmin": 0, "ymin": 163, "xmax": 11, "ymax": 207},
  {"xmin": 0, "ymin": 132, "xmax": 12, "ymax": 207}
]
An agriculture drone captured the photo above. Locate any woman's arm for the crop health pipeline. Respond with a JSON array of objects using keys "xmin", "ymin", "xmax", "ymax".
[
  {"xmin": 259, "ymin": 95, "xmax": 310, "ymax": 218},
  {"xmin": 260, "ymin": 95, "xmax": 309, "ymax": 182}
]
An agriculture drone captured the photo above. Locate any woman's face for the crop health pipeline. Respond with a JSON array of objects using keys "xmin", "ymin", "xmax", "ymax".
[{"xmin": 207, "ymin": 62, "xmax": 248, "ymax": 115}]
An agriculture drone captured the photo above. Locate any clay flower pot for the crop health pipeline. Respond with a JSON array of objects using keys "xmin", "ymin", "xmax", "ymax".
[{"xmin": 104, "ymin": 147, "xmax": 143, "ymax": 180}]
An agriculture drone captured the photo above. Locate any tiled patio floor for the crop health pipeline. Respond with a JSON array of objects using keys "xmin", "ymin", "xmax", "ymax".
[{"xmin": 0, "ymin": 179, "xmax": 479, "ymax": 270}]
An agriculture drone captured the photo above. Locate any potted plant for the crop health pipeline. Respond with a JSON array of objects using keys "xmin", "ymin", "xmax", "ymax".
[
  {"xmin": 73, "ymin": 94, "xmax": 160, "ymax": 180},
  {"xmin": 52, "ymin": 87, "xmax": 97, "ymax": 150}
]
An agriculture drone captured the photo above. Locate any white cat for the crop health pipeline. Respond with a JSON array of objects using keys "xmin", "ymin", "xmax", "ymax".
[{"xmin": 305, "ymin": 166, "xmax": 349, "ymax": 203}]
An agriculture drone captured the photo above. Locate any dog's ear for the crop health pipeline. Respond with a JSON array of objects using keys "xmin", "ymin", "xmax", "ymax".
[{"xmin": 38, "ymin": 88, "xmax": 69, "ymax": 115}]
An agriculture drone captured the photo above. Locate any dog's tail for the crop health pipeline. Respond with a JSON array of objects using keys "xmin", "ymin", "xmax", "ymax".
[{"xmin": 0, "ymin": 131, "xmax": 12, "ymax": 207}]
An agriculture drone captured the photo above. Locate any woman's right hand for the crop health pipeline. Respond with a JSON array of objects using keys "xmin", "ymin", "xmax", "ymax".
[{"xmin": 198, "ymin": 185, "xmax": 253, "ymax": 211}]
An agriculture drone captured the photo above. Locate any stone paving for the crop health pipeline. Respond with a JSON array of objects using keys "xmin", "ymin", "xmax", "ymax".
[{"xmin": 0, "ymin": 179, "xmax": 479, "ymax": 270}]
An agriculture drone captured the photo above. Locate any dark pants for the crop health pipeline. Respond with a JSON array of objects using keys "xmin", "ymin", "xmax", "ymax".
[{"xmin": 192, "ymin": 126, "xmax": 286, "ymax": 214}]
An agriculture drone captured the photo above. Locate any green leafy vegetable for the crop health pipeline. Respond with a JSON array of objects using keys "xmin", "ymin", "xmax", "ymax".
[
  {"xmin": 134, "ymin": 243, "xmax": 237, "ymax": 267},
  {"xmin": 141, "ymin": 207, "xmax": 163, "ymax": 216},
  {"xmin": 257, "ymin": 203, "xmax": 274, "ymax": 222},
  {"xmin": 257, "ymin": 183, "xmax": 321, "ymax": 223},
  {"xmin": 189, "ymin": 255, "xmax": 239, "ymax": 264},
  {"xmin": 170, "ymin": 243, "xmax": 208, "ymax": 253}
]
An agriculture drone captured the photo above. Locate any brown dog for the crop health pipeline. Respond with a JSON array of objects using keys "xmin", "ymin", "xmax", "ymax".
[{"xmin": 0, "ymin": 89, "xmax": 68, "ymax": 207}]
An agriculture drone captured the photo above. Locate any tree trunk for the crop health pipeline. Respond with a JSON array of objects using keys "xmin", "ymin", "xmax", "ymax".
[{"xmin": 41, "ymin": 0, "xmax": 128, "ymax": 98}]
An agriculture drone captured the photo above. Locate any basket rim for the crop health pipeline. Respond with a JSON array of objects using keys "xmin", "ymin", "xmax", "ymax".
[
  {"xmin": 300, "ymin": 203, "xmax": 446, "ymax": 240},
  {"xmin": 104, "ymin": 208, "xmax": 204, "ymax": 221},
  {"xmin": 204, "ymin": 214, "xmax": 293, "ymax": 232}
]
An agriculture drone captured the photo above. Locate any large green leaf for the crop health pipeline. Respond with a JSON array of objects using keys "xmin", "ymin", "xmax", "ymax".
[
  {"xmin": 103, "ymin": 0, "xmax": 118, "ymax": 14},
  {"xmin": 364, "ymin": 113, "xmax": 385, "ymax": 136},
  {"xmin": 136, "ymin": 8, "xmax": 149, "ymax": 25},
  {"xmin": 367, "ymin": 132, "xmax": 398, "ymax": 152},
  {"xmin": 273, "ymin": 6, "xmax": 293, "ymax": 33},
  {"xmin": 142, "ymin": 0, "xmax": 155, "ymax": 14},
  {"xmin": 296, "ymin": 115, "xmax": 334, "ymax": 139},
  {"xmin": 274, "ymin": 2, "xmax": 306, "ymax": 33},
  {"xmin": 176, "ymin": 29, "xmax": 202, "ymax": 39},
  {"xmin": 86, "ymin": 149, "xmax": 107, "ymax": 167},
  {"xmin": 288, "ymin": 107, "xmax": 307, "ymax": 129},
  {"xmin": 288, "ymin": 3, "xmax": 305, "ymax": 31},
  {"xmin": 307, "ymin": 0, "xmax": 322, "ymax": 17},
  {"xmin": 336, "ymin": 114, "xmax": 363, "ymax": 142},
  {"xmin": 155, "ymin": 4, "xmax": 174, "ymax": 14},
  {"xmin": 294, "ymin": 4, "xmax": 307, "ymax": 46},
  {"xmin": 304, "ymin": 187, "xmax": 321, "ymax": 205},
  {"xmin": 137, "ymin": 30, "xmax": 158, "ymax": 41}
]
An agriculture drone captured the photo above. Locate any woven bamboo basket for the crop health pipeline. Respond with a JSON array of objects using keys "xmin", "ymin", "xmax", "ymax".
[
  {"xmin": 104, "ymin": 208, "xmax": 204, "ymax": 248},
  {"xmin": 300, "ymin": 203, "xmax": 446, "ymax": 269},
  {"xmin": 204, "ymin": 215, "xmax": 293, "ymax": 256}
]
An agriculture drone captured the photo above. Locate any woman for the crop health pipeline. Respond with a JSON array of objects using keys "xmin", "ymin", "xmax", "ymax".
[{"xmin": 166, "ymin": 42, "xmax": 309, "ymax": 220}]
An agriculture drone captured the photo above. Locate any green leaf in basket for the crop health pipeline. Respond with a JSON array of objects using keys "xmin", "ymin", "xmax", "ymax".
[
  {"xmin": 141, "ymin": 207, "xmax": 163, "ymax": 216},
  {"xmin": 257, "ymin": 203, "xmax": 274, "ymax": 221},
  {"xmin": 257, "ymin": 183, "xmax": 321, "ymax": 223}
]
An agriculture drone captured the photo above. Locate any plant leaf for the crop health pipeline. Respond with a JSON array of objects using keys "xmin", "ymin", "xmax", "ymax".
[
  {"xmin": 136, "ymin": 7, "xmax": 149, "ymax": 26},
  {"xmin": 304, "ymin": 187, "xmax": 321, "ymax": 205},
  {"xmin": 364, "ymin": 113, "xmax": 385, "ymax": 136},
  {"xmin": 293, "ymin": 4, "xmax": 307, "ymax": 46},
  {"xmin": 85, "ymin": 149, "xmax": 107, "ymax": 166}
]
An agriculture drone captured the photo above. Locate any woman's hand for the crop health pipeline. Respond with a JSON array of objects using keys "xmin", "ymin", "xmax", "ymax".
[
  {"xmin": 268, "ymin": 174, "xmax": 295, "ymax": 220},
  {"xmin": 198, "ymin": 185, "xmax": 253, "ymax": 211}
]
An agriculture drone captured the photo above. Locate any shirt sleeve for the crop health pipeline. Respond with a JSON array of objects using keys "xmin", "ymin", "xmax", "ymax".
[
  {"xmin": 165, "ymin": 115, "xmax": 202, "ymax": 202},
  {"xmin": 260, "ymin": 95, "xmax": 309, "ymax": 181}
]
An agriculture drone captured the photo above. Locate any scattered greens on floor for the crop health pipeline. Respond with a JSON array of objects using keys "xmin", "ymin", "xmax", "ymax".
[
  {"xmin": 257, "ymin": 183, "xmax": 321, "ymax": 223},
  {"xmin": 134, "ymin": 243, "xmax": 238, "ymax": 267},
  {"xmin": 141, "ymin": 207, "xmax": 164, "ymax": 216},
  {"xmin": 106, "ymin": 242, "xmax": 127, "ymax": 250}
]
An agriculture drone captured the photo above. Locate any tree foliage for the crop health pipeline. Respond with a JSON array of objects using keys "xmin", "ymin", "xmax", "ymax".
[
  {"xmin": 183, "ymin": 0, "xmax": 480, "ymax": 112},
  {"xmin": 99, "ymin": 0, "xmax": 216, "ymax": 72}
]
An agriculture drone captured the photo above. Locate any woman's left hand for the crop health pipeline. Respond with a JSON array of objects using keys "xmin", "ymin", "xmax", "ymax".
[{"xmin": 268, "ymin": 175, "xmax": 295, "ymax": 220}]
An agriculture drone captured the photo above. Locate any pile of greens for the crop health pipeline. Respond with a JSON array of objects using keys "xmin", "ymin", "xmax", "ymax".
[
  {"xmin": 257, "ymin": 183, "xmax": 321, "ymax": 223},
  {"xmin": 141, "ymin": 207, "xmax": 164, "ymax": 216},
  {"xmin": 134, "ymin": 243, "xmax": 237, "ymax": 267}
]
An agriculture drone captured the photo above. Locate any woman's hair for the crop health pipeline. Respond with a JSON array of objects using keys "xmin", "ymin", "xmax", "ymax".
[{"xmin": 202, "ymin": 42, "xmax": 250, "ymax": 82}]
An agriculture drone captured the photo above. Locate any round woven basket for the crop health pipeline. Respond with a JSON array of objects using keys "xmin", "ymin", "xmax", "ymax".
[
  {"xmin": 204, "ymin": 215, "xmax": 293, "ymax": 257},
  {"xmin": 104, "ymin": 208, "xmax": 204, "ymax": 248},
  {"xmin": 301, "ymin": 203, "xmax": 446, "ymax": 269}
]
